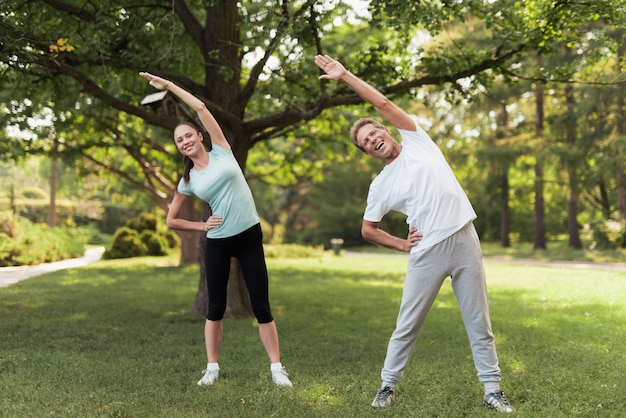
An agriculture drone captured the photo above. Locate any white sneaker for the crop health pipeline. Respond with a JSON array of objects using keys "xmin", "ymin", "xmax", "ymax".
[
  {"xmin": 197, "ymin": 367, "xmax": 219, "ymax": 386},
  {"xmin": 271, "ymin": 366, "xmax": 293, "ymax": 387}
]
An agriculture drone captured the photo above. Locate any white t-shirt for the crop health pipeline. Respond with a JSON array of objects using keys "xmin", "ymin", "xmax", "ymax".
[
  {"xmin": 177, "ymin": 145, "xmax": 260, "ymax": 239},
  {"xmin": 363, "ymin": 116, "xmax": 476, "ymax": 253}
]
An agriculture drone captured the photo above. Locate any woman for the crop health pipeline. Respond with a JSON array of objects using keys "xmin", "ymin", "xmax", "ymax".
[{"xmin": 139, "ymin": 71, "xmax": 292, "ymax": 387}]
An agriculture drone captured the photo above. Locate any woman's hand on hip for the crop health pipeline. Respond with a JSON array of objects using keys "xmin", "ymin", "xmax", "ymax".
[{"xmin": 202, "ymin": 215, "xmax": 223, "ymax": 231}]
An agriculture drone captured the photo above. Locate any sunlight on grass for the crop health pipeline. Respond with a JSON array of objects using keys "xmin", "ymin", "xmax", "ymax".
[
  {"xmin": 361, "ymin": 279, "xmax": 404, "ymax": 288},
  {"xmin": 68, "ymin": 312, "xmax": 89, "ymax": 321},
  {"xmin": 508, "ymin": 358, "xmax": 526, "ymax": 374},
  {"xmin": 162, "ymin": 309, "xmax": 188, "ymax": 318},
  {"xmin": 304, "ymin": 382, "xmax": 343, "ymax": 407}
]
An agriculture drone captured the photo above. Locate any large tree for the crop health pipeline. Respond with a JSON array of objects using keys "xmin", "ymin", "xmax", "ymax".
[{"xmin": 1, "ymin": 0, "xmax": 623, "ymax": 315}]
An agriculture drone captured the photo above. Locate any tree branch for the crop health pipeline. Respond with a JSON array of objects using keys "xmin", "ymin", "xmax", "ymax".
[
  {"xmin": 247, "ymin": 44, "xmax": 528, "ymax": 141},
  {"xmin": 41, "ymin": 0, "xmax": 97, "ymax": 22},
  {"xmin": 171, "ymin": 0, "xmax": 204, "ymax": 50},
  {"xmin": 239, "ymin": 0, "xmax": 316, "ymax": 108}
]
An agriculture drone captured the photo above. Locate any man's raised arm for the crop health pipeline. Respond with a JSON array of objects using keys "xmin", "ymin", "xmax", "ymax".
[{"xmin": 314, "ymin": 54, "xmax": 414, "ymax": 131}]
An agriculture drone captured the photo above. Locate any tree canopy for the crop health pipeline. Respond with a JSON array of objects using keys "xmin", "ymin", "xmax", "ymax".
[{"xmin": 1, "ymin": 0, "xmax": 624, "ymax": 233}]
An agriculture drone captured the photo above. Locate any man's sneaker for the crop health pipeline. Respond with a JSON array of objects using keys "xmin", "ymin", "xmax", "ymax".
[
  {"xmin": 197, "ymin": 367, "xmax": 219, "ymax": 386},
  {"xmin": 371, "ymin": 386, "xmax": 394, "ymax": 408},
  {"xmin": 484, "ymin": 391, "xmax": 514, "ymax": 413},
  {"xmin": 271, "ymin": 366, "xmax": 293, "ymax": 387}
]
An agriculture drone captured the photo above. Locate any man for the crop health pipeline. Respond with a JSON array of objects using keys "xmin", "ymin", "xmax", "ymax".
[{"xmin": 314, "ymin": 54, "xmax": 513, "ymax": 413}]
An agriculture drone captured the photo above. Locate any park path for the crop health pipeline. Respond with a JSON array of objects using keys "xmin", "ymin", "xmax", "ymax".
[
  {"xmin": 0, "ymin": 248, "xmax": 624, "ymax": 289},
  {"xmin": 0, "ymin": 247, "xmax": 105, "ymax": 288}
]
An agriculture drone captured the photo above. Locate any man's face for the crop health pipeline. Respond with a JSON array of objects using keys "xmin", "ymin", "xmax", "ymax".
[{"xmin": 355, "ymin": 123, "xmax": 399, "ymax": 162}]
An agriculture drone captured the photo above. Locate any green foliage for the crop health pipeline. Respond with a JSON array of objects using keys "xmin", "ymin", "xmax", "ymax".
[
  {"xmin": 263, "ymin": 243, "xmax": 325, "ymax": 258},
  {"xmin": 71, "ymin": 224, "xmax": 113, "ymax": 247},
  {"xmin": 0, "ymin": 256, "xmax": 624, "ymax": 416},
  {"xmin": 20, "ymin": 187, "xmax": 46, "ymax": 199},
  {"xmin": 103, "ymin": 212, "xmax": 177, "ymax": 259},
  {"xmin": 127, "ymin": 212, "xmax": 159, "ymax": 233},
  {"xmin": 98, "ymin": 203, "xmax": 143, "ymax": 234},
  {"xmin": 162, "ymin": 229, "xmax": 181, "ymax": 249},
  {"xmin": 0, "ymin": 211, "xmax": 19, "ymax": 238},
  {"xmin": 590, "ymin": 218, "xmax": 626, "ymax": 249},
  {"xmin": 0, "ymin": 217, "xmax": 85, "ymax": 266},
  {"xmin": 139, "ymin": 230, "xmax": 169, "ymax": 256},
  {"xmin": 103, "ymin": 227, "xmax": 147, "ymax": 259}
]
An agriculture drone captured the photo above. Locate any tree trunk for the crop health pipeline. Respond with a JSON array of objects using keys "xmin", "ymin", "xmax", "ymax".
[
  {"xmin": 617, "ymin": 169, "xmax": 626, "ymax": 218},
  {"xmin": 565, "ymin": 83, "xmax": 583, "ymax": 249},
  {"xmin": 189, "ymin": 203, "xmax": 253, "ymax": 319},
  {"xmin": 598, "ymin": 181, "xmax": 611, "ymax": 219},
  {"xmin": 191, "ymin": 231, "xmax": 208, "ymax": 317},
  {"xmin": 533, "ymin": 161, "xmax": 547, "ymax": 248},
  {"xmin": 616, "ymin": 39, "xmax": 626, "ymax": 217},
  {"xmin": 567, "ymin": 166, "xmax": 583, "ymax": 249},
  {"xmin": 48, "ymin": 157, "xmax": 57, "ymax": 227},
  {"xmin": 177, "ymin": 198, "xmax": 203, "ymax": 265},
  {"xmin": 497, "ymin": 101, "xmax": 510, "ymax": 247},
  {"xmin": 533, "ymin": 54, "xmax": 547, "ymax": 249},
  {"xmin": 500, "ymin": 171, "xmax": 510, "ymax": 247}
]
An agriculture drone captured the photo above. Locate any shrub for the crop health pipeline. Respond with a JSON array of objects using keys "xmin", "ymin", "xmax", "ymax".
[
  {"xmin": 0, "ymin": 218, "xmax": 85, "ymax": 267},
  {"xmin": 0, "ymin": 211, "xmax": 19, "ymax": 238},
  {"xmin": 104, "ymin": 213, "xmax": 175, "ymax": 259},
  {"xmin": 20, "ymin": 187, "xmax": 47, "ymax": 199},
  {"xmin": 591, "ymin": 218, "xmax": 626, "ymax": 249},
  {"xmin": 17, "ymin": 200, "xmax": 104, "ymax": 227},
  {"xmin": 72, "ymin": 223, "xmax": 113, "ymax": 246},
  {"xmin": 98, "ymin": 203, "xmax": 143, "ymax": 234},
  {"xmin": 162, "ymin": 229, "xmax": 180, "ymax": 249},
  {"xmin": 127, "ymin": 213, "xmax": 158, "ymax": 232},
  {"xmin": 263, "ymin": 243, "xmax": 325, "ymax": 258},
  {"xmin": 103, "ymin": 227, "xmax": 147, "ymax": 259},
  {"xmin": 139, "ymin": 230, "xmax": 169, "ymax": 256}
]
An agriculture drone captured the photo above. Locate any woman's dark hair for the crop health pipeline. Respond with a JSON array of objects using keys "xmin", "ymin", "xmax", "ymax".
[{"xmin": 176, "ymin": 121, "xmax": 210, "ymax": 183}]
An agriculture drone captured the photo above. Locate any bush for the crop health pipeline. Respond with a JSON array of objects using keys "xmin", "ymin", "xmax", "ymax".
[
  {"xmin": 127, "ymin": 213, "xmax": 158, "ymax": 232},
  {"xmin": 139, "ymin": 230, "xmax": 169, "ymax": 256},
  {"xmin": 21, "ymin": 187, "xmax": 47, "ymax": 199},
  {"xmin": 0, "ymin": 217, "xmax": 85, "ymax": 267},
  {"xmin": 263, "ymin": 243, "xmax": 325, "ymax": 258},
  {"xmin": 103, "ymin": 227, "xmax": 147, "ymax": 259},
  {"xmin": 72, "ymin": 223, "xmax": 113, "ymax": 246},
  {"xmin": 0, "ymin": 211, "xmax": 19, "ymax": 238},
  {"xmin": 98, "ymin": 203, "xmax": 143, "ymax": 234},
  {"xmin": 162, "ymin": 229, "xmax": 180, "ymax": 249},
  {"xmin": 103, "ymin": 212, "xmax": 176, "ymax": 259},
  {"xmin": 591, "ymin": 218, "xmax": 626, "ymax": 249}
]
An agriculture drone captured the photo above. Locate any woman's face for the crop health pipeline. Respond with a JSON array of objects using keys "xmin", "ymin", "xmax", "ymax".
[{"xmin": 173, "ymin": 124, "xmax": 203, "ymax": 156}]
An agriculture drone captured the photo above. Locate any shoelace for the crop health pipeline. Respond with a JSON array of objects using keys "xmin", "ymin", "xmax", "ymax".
[
  {"xmin": 486, "ymin": 392, "xmax": 511, "ymax": 408},
  {"xmin": 274, "ymin": 367, "xmax": 289, "ymax": 376},
  {"xmin": 375, "ymin": 387, "xmax": 393, "ymax": 401}
]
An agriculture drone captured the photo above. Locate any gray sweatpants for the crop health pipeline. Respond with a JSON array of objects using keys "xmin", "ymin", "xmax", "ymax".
[{"xmin": 380, "ymin": 222, "xmax": 502, "ymax": 388}]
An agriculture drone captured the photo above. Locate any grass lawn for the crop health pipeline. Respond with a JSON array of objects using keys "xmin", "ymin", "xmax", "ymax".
[{"xmin": 0, "ymin": 254, "xmax": 624, "ymax": 417}]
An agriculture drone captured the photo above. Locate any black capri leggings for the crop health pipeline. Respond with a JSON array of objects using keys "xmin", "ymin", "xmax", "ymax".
[{"xmin": 204, "ymin": 223, "xmax": 273, "ymax": 323}]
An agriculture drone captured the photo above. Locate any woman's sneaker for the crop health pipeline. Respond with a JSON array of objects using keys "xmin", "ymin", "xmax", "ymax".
[
  {"xmin": 371, "ymin": 386, "xmax": 394, "ymax": 407},
  {"xmin": 197, "ymin": 367, "xmax": 219, "ymax": 386},
  {"xmin": 483, "ymin": 391, "xmax": 514, "ymax": 413},
  {"xmin": 271, "ymin": 366, "xmax": 293, "ymax": 387}
]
